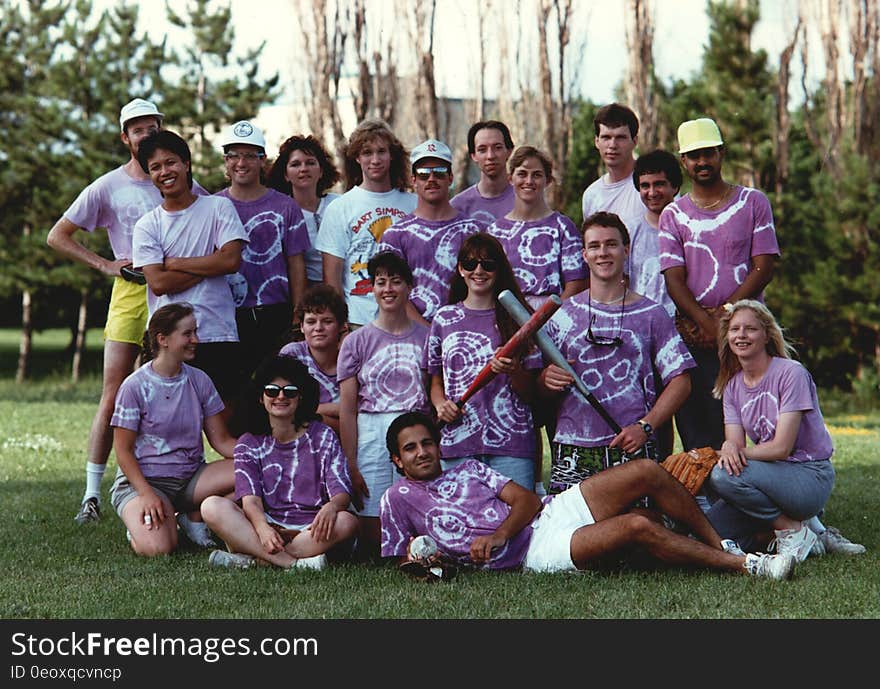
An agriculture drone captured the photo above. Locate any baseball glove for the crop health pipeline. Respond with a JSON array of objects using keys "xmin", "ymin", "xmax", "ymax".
[
  {"xmin": 398, "ymin": 535, "xmax": 458, "ymax": 582},
  {"xmin": 661, "ymin": 446, "xmax": 719, "ymax": 495},
  {"xmin": 674, "ymin": 307, "xmax": 722, "ymax": 349}
]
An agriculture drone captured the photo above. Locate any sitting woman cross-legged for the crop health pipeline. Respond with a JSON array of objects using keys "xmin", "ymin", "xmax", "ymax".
[
  {"xmin": 110, "ymin": 302, "xmax": 236, "ymax": 556},
  {"xmin": 202, "ymin": 356, "xmax": 358, "ymax": 570},
  {"xmin": 706, "ymin": 299, "xmax": 864, "ymax": 560}
]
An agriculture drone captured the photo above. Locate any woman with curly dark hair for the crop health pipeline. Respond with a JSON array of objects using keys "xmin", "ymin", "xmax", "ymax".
[{"xmin": 268, "ymin": 134, "xmax": 341, "ymax": 285}]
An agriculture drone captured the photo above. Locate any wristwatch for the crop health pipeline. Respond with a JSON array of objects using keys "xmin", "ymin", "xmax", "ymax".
[{"xmin": 637, "ymin": 419, "xmax": 653, "ymax": 436}]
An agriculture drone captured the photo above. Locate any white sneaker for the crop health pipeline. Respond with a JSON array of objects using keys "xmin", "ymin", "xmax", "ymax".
[
  {"xmin": 743, "ymin": 552, "xmax": 796, "ymax": 581},
  {"xmin": 819, "ymin": 526, "xmax": 866, "ymax": 555},
  {"xmin": 770, "ymin": 524, "xmax": 818, "ymax": 562},
  {"xmin": 721, "ymin": 539, "xmax": 746, "ymax": 556},
  {"xmin": 208, "ymin": 550, "xmax": 254, "ymax": 569},
  {"xmin": 290, "ymin": 554, "xmax": 328, "ymax": 571},
  {"xmin": 177, "ymin": 514, "xmax": 217, "ymax": 548},
  {"xmin": 809, "ymin": 536, "xmax": 826, "ymax": 557}
]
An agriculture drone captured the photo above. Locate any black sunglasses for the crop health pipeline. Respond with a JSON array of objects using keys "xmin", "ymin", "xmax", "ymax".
[
  {"xmin": 414, "ymin": 166, "xmax": 450, "ymax": 180},
  {"xmin": 263, "ymin": 384, "xmax": 300, "ymax": 398},
  {"xmin": 460, "ymin": 257, "xmax": 498, "ymax": 272},
  {"xmin": 586, "ymin": 291, "xmax": 625, "ymax": 348}
]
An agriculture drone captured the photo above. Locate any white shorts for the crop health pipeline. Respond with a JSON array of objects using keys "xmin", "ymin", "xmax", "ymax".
[
  {"xmin": 356, "ymin": 410, "xmax": 402, "ymax": 517},
  {"xmin": 523, "ymin": 483, "xmax": 595, "ymax": 573}
]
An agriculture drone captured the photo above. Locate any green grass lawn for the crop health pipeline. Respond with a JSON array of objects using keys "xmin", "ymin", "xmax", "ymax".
[{"xmin": 0, "ymin": 330, "xmax": 877, "ymax": 619}]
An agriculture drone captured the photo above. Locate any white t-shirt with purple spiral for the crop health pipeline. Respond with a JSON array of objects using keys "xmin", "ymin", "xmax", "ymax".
[
  {"xmin": 377, "ymin": 212, "xmax": 485, "ymax": 321},
  {"xmin": 544, "ymin": 292, "xmax": 695, "ymax": 447},
  {"xmin": 424, "ymin": 305, "xmax": 542, "ymax": 459},
  {"xmin": 380, "ymin": 459, "xmax": 543, "ymax": 569},
  {"xmin": 233, "ymin": 422, "xmax": 353, "ymax": 527},
  {"xmin": 216, "ymin": 188, "xmax": 310, "ymax": 308},
  {"xmin": 337, "ymin": 322, "xmax": 429, "ymax": 413},
  {"xmin": 487, "ymin": 212, "xmax": 586, "ymax": 308},
  {"xmin": 278, "ymin": 339, "xmax": 338, "ymax": 404},
  {"xmin": 658, "ymin": 186, "xmax": 780, "ymax": 308},
  {"xmin": 450, "ymin": 183, "xmax": 515, "ymax": 225},
  {"xmin": 110, "ymin": 362, "xmax": 224, "ymax": 480},
  {"xmin": 722, "ymin": 357, "xmax": 834, "ymax": 463}
]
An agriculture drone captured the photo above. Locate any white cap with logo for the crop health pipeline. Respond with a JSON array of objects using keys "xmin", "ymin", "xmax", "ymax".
[
  {"xmin": 221, "ymin": 120, "xmax": 266, "ymax": 150},
  {"xmin": 119, "ymin": 98, "xmax": 164, "ymax": 131},
  {"xmin": 410, "ymin": 139, "xmax": 453, "ymax": 166}
]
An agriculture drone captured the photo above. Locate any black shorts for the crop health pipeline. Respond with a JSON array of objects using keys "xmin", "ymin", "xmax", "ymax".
[{"xmin": 191, "ymin": 341, "xmax": 243, "ymax": 399}]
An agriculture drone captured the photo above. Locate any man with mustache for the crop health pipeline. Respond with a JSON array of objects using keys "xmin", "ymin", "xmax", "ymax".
[{"xmin": 658, "ymin": 118, "xmax": 779, "ymax": 460}]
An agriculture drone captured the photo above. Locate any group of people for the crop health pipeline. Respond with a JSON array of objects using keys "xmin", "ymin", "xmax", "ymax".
[{"xmin": 46, "ymin": 96, "xmax": 864, "ymax": 580}]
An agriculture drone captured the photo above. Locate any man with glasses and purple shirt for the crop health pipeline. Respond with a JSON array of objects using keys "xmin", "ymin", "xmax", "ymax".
[
  {"xmin": 537, "ymin": 212, "xmax": 694, "ymax": 495},
  {"xmin": 450, "ymin": 120, "xmax": 515, "ymax": 224},
  {"xmin": 378, "ymin": 138, "xmax": 484, "ymax": 326},
  {"xmin": 47, "ymin": 98, "xmax": 207, "ymax": 525}
]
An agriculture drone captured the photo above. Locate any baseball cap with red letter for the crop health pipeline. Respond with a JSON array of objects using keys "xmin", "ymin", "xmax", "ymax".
[{"xmin": 410, "ymin": 139, "xmax": 453, "ymax": 165}]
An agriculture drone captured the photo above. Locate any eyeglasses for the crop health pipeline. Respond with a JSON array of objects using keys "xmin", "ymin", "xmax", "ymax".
[
  {"xmin": 263, "ymin": 384, "xmax": 300, "ymax": 398},
  {"xmin": 586, "ymin": 292, "xmax": 625, "ymax": 348},
  {"xmin": 460, "ymin": 257, "xmax": 498, "ymax": 272},
  {"xmin": 225, "ymin": 152, "xmax": 265, "ymax": 163},
  {"xmin": 414, "ymin": 166, "xmax": 450, "ymax": 180}
]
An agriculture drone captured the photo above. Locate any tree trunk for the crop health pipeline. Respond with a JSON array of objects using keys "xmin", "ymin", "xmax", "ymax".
[
  {"xmin": 16, "ymin": 289, "xmax": 32, "ymax": 385},
  {"xmin": 775, "ymin": 16, "xmax": 801, "ymax": 197},
  {"xmin": 624, "ymin": 0, "xmax": 657, "ymax": 150},
  {"xmin": 71, "ymin": 287, "xmax": 88, "ymax": 384}
]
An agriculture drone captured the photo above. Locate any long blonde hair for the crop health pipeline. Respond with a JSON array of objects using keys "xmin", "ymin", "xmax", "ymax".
[{"xmin": 713, "ymin": 300, "xmax": 797, "ymax": 399}]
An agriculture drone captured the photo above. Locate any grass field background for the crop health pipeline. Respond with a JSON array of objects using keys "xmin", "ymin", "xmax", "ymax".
[{"xmin": 1, "ymin": 329, "xmax": 877, "ymax": 619}]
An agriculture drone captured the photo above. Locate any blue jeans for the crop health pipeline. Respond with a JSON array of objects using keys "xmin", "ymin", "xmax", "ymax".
[
  {"xmin": 441, "ymin": 454, "xmax": 534, "ymax": 490},
  {"xmin": 706, "ymin": 459, "xmax": 835, "ymax": 551}
]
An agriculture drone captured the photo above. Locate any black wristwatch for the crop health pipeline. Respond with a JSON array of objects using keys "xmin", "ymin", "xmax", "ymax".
[{"xmin": 637, "ymin": 419, "xmax": 653, "ymax": 436}]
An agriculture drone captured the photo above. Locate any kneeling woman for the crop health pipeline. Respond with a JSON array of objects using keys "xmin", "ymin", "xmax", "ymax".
[
  {"xmin": 202, "ymin": 356, "xmax": 358, "ymax": 570},
  {"xmin": 111, "ymin": 303, "xmax": 236, "ymax": 556},
  {"xmin": 707, "ymin": 300, "xmax": 862, "ymax": 560}
]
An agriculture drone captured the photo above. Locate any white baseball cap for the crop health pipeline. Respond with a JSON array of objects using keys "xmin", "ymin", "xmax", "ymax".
[
  {"xmin": 221, "ymin": 120, "xmax": 266, "ymax": 150},
  {"xmin": 119, "ymin": 98, "xmax": 164, "ymax": 130},
  {"xmin": 410, "ymin": 139, "xmax": 453, "ymax": 166}
]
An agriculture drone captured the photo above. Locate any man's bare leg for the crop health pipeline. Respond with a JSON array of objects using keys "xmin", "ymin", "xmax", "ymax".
[{"xmin": 76, "ymin": 340, "xmax": 140, "ymax": 523}]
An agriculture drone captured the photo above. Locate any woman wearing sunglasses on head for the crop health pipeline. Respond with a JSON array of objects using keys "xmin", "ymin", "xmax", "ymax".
[
  {"xmin": 201, "ymin": 355, "xmax": 357, "ymax": 570},
  {"xmin": 426, "ymin": 233, "xmax": 542, "ymax": 490},
  {"xmin": 537, "ymin": 212, "xmax": 695, "ymax": 495},
  {"xmin": 110, "ymin": 303, "xmax": 237, "ymax": 557},
  {"xmin": 486, "ymin": 146, "xmax": 587, "ymax": 310}
]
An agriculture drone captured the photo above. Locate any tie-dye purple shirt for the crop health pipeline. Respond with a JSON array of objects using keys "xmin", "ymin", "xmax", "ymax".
[
  {"xmin": 337, "ymin": 322, "xmax": 429, "ymax": 413},
  {"xmin": 723, "ymin": 357, "xmax": 833, "ymax": 463},
  {"xmin": 487, "ymin": 212, "xmax": 586, "ymax": 305},
  {"xmin": 278, "ymin": 340, "xmax": 339, "ymax": 404},
  {"xmin": 658, "ymin": 186, "xmax": 779, "ymax": 308},
  {"xmin": 110, "ymin": 362, "xmax": 224, "ymax": 480},
  {"xmin": 216, "ymin": 188, "xmax": 310, "ymax": 308},
  {"xmin": 380, "ymin": 459, "xmax": 543, "ymax": 569},
  {"xmin": 450, "ymin": 183, "xmax": 515, "ymax": 225},
  {"xmin": 544, "ymin": 292, "xmax": 695, "ymax": 447},
  {"xmin": 377, "ymin": 212, "xmax": 484, "ymax": 321},
  {"xmin": 424, "ymin": 305, "xmax": 542, "ymax": 459},
  {"xmin": 234, "ymin": 422, "xmax": 353, "ymax": 526},
  {"xmin": 628, "ymin": 214, "xmax": 675, "ymax": 318}
]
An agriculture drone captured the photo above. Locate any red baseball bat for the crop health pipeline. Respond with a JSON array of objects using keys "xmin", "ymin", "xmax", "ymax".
[{"xmin": 456, "ymin": 294, "xmax": 562, "ymax": 408}]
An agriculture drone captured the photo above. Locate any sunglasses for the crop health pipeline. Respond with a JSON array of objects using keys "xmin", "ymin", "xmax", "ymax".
[
  {"xmin": 460, "ymin": 257, "xmax": 498, "ymax": 272},
  {"xmin": 414, "ymin": 166, "xmax": 450, "ymax": 180},
  {"xmin": 263, "ymin": 384, "xmax": 300, "ymax": 399}
]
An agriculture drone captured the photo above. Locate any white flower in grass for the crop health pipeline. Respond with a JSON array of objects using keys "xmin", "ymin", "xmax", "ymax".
[{"xmin": 2, "ymin": 433, "xmax": 64, "ymax": 452}]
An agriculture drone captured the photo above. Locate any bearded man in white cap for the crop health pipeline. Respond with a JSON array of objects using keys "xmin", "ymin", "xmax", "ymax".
[
  {"xmin": 48, "ymin": 98, "xmax": 207, "ymax": 525},
  {"xmin": 377, "ymin": 138, "xmax": 485, "ymax": 326},
  {"xmin": 214, "ymin": 121, "xmax": 310, "ymax": 380}
]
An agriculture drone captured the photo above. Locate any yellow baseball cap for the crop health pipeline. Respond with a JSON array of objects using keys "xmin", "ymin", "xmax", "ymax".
[{"xmin": 677, "ymin": 118, "xmax": 723, "ymax": 154}]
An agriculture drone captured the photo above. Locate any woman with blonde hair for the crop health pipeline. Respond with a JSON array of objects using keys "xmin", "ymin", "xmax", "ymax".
[{"xmin": 706, "ymin": 300, "xmax": 864, "ymax": 559}]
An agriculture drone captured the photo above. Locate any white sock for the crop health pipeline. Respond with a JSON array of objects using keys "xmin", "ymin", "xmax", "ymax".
[
  {"xmin": 806, "ymin": 516, "xmax": 826, "ymax": 534},
  {"xmin": 83, "ymin": 462, "xmax": 106, "ymax": 503}
]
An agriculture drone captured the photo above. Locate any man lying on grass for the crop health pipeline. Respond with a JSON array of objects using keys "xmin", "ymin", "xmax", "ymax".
[{"xmin": 379, "ymin": 411, "xmax": 796, "ymax": 580}]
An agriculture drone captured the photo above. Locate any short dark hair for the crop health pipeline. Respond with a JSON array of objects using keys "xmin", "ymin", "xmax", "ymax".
[
  {"xmin": 385, "ymin": 411, "xmax": 441, "ymax": 462},
  {"xmin": 147, "ymin": 302, "xmax": 194, "ymax": 355},
  {"xmin": 267, "ymin": 134, "xmax": 341, "ymax": 197},
  {"xmin": 137, "ymin": 130, "xmax": 193, "ymax": 189},
  {"xmin": 582, "ymin": 211, "xmax": 631, "ymax": 246},
  {"xmin": 368, "ymin": 250, "xmax": 414, "ymax": 286},
  {"xmin": 466, "ymin": 120, "xmax": 514, "ymax": 155},
  {"xmin": 294, "ymin": 283, "xmax": 348, "ymax": 326},
  {"xmin": 238, "ymin": 355, "xmax": 321, "ymax": 436},
  {"xmin": 632, "ymin": 149, "xmax": 683, "ymax": 191},
  {"xmin": 594, "ymin": 103, "xmax": 639, "ymax": 138}
]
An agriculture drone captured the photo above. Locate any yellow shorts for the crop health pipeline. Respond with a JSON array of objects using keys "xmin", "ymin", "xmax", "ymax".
[{"xmin": 103, "ymin": 277, "xmax": 148, "ymax": 345}]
